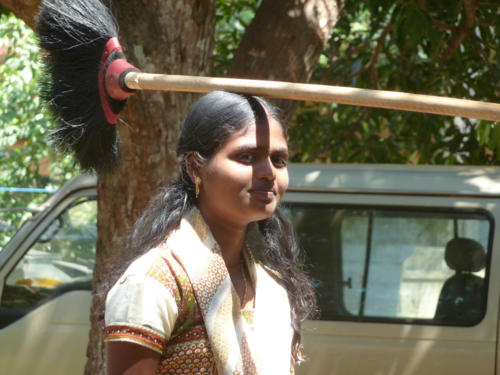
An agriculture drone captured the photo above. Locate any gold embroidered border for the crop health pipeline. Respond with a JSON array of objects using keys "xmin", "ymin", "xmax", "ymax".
[{"xmin": 104, "ymin": 324, "xmax": 166, "ymax": 353}]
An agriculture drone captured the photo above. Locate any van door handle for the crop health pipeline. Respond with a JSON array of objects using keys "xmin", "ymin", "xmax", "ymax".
[{"xmin": 343, "ymin": 277, "xmax": 352, "ymax": 289}]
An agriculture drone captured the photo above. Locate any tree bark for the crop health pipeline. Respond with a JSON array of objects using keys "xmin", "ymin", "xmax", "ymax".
[
  {"xmin": 228, "ymin": 0, "xmax": 343, "ymax": 122},
  {"xmin": 0, "ymin": 0, "xmax": 39, "ymax": 29}
]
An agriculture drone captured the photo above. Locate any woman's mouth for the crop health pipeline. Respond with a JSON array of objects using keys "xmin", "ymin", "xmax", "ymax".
[{"xmin": 249, "ymin": 189, "xmax": 275, "ymax": 202}]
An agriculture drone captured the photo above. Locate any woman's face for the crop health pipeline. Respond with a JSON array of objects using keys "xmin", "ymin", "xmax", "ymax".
[{"xmin": 197, "ymin": 114, "xmax": 289, "ymax": 229}]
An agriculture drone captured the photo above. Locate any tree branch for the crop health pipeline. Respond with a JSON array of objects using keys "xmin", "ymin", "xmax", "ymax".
[
  {"xmin": 0, "ymin": 0, "xmax": 40, "ymax": 30},
  {"xmin": 468, "ymin": 34, "xmax": 495, "ymax": 73},
  {"xmin": 443, "ymin": 0, "xmax": 478, "ymax": 60},
  {"xmin": 227, "ymin": 0, "xmax": 343, "ymax": 122},
  {"xmin": 340, "ymin": 22, "xmax": 392, "ymax": 88},
  {"xmin": 370, "ymin": 22, "xmax": 392, "ymax": 89},
  {"xmin": 416, "ymin": 1, "xmax": 455, "ymax": 31}
]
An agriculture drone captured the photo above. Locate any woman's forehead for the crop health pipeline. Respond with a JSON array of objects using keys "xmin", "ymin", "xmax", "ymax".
[{"xmin": 224, "ymin": 117, "xmax": 287, "ymax": 148}]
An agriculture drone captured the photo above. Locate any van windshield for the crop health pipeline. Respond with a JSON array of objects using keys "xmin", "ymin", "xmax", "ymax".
[
  {"xmin": 0, "ymin": 208, "xmax": 42, "ymax": 250},
  {"xmin": 0, "ymin": 187, "xmax": 54, "ymax": 250}
]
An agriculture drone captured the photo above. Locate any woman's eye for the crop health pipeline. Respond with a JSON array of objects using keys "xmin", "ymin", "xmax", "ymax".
[
  {"xmin": 237, "ymin": 153, "xmax": 254, "ymax": 163},
  {"xmin": 272, "ymin": 156, "xmax": 288, "ymax": 168}
]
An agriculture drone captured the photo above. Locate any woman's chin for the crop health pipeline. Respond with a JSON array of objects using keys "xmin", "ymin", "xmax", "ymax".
[{"xmin": 247, "ymin": 201, "xmax": 278, "ymax": 221}]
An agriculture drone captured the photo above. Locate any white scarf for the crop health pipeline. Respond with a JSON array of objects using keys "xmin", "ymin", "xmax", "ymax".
[{"xmin": 167, "ymin": 208, "xmax": 293, "ymax": 374}]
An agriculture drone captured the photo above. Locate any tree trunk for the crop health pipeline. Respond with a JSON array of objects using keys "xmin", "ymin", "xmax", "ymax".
[
  {"xmin": 90, "ymin": 1, "xmax": 216, "ymax": 374},
  {"xmin": 228, "ymin": 0, "xmax": 343, "ymax": 122}
]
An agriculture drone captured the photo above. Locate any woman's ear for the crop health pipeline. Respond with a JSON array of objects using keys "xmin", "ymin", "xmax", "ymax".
[{"xmin": 185, "ymin": 152, "xmax": 204, "ymax": 183}]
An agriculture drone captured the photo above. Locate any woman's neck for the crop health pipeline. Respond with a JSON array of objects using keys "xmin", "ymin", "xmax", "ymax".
[{"xmin": 200, "ymin": 210, "xmax": 247, "ymax": 267}]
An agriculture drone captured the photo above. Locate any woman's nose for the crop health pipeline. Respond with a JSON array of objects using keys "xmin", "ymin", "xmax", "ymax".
[{"xmin": 256, "ymin": 157, "xmax": 275, "ymax": 181}]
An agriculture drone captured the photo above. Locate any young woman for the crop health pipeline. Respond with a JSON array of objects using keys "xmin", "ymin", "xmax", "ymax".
[{"xmin": 104, "ymin": 91, "xmax": 317, "ymax": 374}]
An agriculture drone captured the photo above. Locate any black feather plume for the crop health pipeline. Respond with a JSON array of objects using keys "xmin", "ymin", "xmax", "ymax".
[{"xmin": 37, "ymin": 0, "xmax": 125, "ymax": 172}]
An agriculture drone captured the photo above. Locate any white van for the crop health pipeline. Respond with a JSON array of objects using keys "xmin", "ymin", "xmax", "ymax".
[{"xmin": 0, "ymin": 164, "xmax": 499, "ymax": 375}]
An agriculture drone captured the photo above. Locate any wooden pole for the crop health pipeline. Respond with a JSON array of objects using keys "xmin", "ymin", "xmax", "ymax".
[{"xmin": 124, "ymin": 72, "xmax": 500, "ymax": 122}]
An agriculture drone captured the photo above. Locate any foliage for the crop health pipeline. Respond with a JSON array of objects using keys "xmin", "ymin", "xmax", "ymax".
[
  {"xmin": 214, "ymin": 0, "xmax": 260, "ymax": 76},
  {"xmin": 289, "ymin": 1, "xmax": 500, "ymax": 165},
  {"xmin": 0, "ymin": 10, "xmax": 80, "ymax": 246},
  {"xmin": 1, "ymin": 0, "xmax": 498, "ymax": 247}
]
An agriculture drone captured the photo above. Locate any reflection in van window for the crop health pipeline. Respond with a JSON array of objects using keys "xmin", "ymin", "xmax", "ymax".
[
  {"xmin": 0, "ymin": 197, "xmax": 97, "ymax": 329},
  {"xmin": 285, "ymin": 204, "xmax": 491, "ymax": 326}
]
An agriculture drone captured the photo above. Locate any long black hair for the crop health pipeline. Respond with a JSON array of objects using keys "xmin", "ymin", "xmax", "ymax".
[{"xmin": 130, "ymin": 91, "xmax": 317, "ymax": 361}]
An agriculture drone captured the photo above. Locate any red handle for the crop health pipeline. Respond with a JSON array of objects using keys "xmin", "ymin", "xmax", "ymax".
[{"xmin": 98, "ymin": 38, "xmax": 140, "ymax": 124}]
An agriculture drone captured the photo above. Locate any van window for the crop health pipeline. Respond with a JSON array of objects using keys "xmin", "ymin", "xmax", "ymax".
[
  {"xmin": 286, "ymin": 203, "xmax": 491, "ymax": 326},
  {"xmin": 0, "ymin": 197, "xmax": 97, "ymax": 328}
]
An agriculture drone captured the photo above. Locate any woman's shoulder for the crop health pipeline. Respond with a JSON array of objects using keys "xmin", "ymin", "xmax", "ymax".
[
  {"xmin": 124, "ymin": 245, "xmax": 172, "ymax": 274},
  {"xmin": 114, "ymin": 245, "xmax": 185, "ymax": 293}
]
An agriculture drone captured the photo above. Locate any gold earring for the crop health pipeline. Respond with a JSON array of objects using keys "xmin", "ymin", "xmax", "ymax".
[{"xmin": 195, "ymin": 176, "xmax": 201, "ymax": 198}]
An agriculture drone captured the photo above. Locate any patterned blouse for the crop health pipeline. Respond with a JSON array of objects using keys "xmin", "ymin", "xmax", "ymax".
[{"xmin": 105, "ymin": 247, "xmax": 225, "ymax": 373}]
